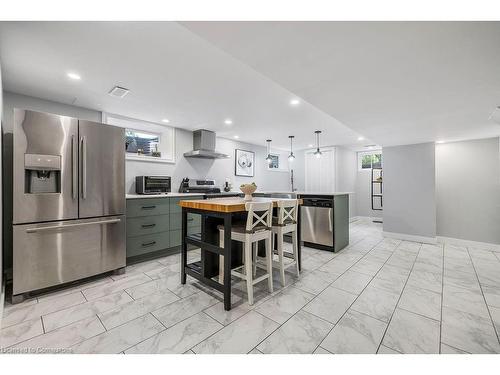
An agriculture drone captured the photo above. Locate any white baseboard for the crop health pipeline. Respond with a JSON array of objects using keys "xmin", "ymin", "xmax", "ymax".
[
  {"xmin": 354, "ymin": 216, "xmax": 383, "ymax": 222},
  {"xmin": 383, "ymin": 231, "xmax": 437, "ymax": 244},
  {"xmin": 437, "ymin": 236, "xmax": 500, "ymax": 252}
]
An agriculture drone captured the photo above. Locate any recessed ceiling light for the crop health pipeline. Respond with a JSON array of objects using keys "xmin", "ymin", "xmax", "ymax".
[
  {"xmin": 290, "ymin": 99, "xmax": 300, "ymax": 106},
  {"xmin": 436, "ymin": 140, "xmax": 445, "ymax": 144},
  {"xmin": 308, "ymin": 144, "xmax": 313, "ymax": 148},
  {"xmin": 224, "ymin": 119, "xmax": 233, "ymax": 125},
  {"xmin": 162, "ymin": 119, "xmax": 170, "ymax": 123},
  {"xmin": 357, "ymin": 136, "xmax": 365, "ymax": 141},
  {"xmin": 67, "ymin": 72, "xmax": 81, "ymax": 80},
  {"xmin": 233, "ymin": 135, "xmax": 239, "ymax": 139}
]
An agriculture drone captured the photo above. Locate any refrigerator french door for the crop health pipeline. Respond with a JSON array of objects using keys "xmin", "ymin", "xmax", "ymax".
[{"xmin": 12, "ymin": 109, "xmax": 125, "ymax": 297}]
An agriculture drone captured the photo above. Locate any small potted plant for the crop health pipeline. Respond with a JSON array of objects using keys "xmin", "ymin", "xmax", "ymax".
[{"xmin": 240, "ymin": 182, "xmax": 257, "ymax": 201}]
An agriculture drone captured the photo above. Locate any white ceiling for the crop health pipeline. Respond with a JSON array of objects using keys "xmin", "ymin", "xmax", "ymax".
[
  {"xmin": 182, "ymin": 21, "xmax": 500, "ymax": 146},
  {"xmin": 0, "ymin": 21, "xmax": 365, "ymax": 150},
  {"xmin": 1, "ymin": 22, "xmax": 499, "ymax": 150}
]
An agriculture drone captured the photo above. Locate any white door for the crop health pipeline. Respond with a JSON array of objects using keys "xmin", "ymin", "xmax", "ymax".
[{"xmin": 305, "ymin": 148, "xmax": 335, "ymax": 192}]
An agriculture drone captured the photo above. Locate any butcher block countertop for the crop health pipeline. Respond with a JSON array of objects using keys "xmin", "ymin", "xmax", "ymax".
[{"xmin": 179, "ymin": 197, "xmax": 303, "ymax": 213}]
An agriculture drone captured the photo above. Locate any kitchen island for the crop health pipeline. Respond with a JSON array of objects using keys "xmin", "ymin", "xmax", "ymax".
[
  {"xmin": 253, "ymin": 191, "xmax": 351, "ymax": 252},
  {"xmin": 179, "ymin": 197, "xmax": 303, "ymax": 311}
]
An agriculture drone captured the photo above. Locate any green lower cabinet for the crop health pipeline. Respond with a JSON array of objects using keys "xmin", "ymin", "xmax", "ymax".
[
  {"xmin": 170, "ymin": 213, "xmax": 182, "ymax": 230},
  {"xmin": 126, "ymin": 215, "xmax": 169, "ymax": 237},
  {"xmin": 127, "ymin": 198, "xmax": 170, "ymax": 218},
  {"xmin": 126, "ymin": 232, "xmax": 170, "ymax": 258},
  {"xmin": 169, "ymin": 230, "xmax": 182, "ymax": 248},
  {"xmin": 126, "ymin": 196, "xmax": 203, "ymax": 259}
]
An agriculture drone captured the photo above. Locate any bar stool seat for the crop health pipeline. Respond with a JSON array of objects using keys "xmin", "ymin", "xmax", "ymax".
[{"xmin": 218, "ymin": 201, "xmax": 274, "ymax": 305}]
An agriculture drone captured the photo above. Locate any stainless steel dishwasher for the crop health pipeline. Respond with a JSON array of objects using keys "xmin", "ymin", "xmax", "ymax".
[{"xmin": 301, "ymin": 197, "xmax": 334, "ymax": 250}]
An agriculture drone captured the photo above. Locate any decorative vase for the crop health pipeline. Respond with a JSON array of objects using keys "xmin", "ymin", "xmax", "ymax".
[{"xmin": 240, "ymin": 183, "xmax": 257, "ymax": 201}]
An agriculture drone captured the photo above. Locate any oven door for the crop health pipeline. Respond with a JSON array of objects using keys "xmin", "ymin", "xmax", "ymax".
[{"xmin": 144, "ymin": 176, "xmax": 171, "ymax": 193}]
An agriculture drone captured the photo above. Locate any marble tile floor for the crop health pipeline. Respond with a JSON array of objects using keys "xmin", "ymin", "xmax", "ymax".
[{"xmin": 1, "ymin": 218, "xmax": 500, "ymax": 354}]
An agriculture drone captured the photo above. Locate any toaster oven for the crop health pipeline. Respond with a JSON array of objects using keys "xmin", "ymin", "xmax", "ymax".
[{"xmin": 135, "ymin": 176, "xmax": 171, "ymax": 194}]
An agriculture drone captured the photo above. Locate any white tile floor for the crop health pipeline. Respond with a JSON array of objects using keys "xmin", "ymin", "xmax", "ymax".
[{"xmin": 1, "ymin": 218, "xmax": 500, "ymax": 354}]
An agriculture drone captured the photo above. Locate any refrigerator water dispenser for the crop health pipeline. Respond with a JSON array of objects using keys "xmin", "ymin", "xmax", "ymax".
[{"xmin": 24, "ymin": 153, "xmax": 61, "ymax": 193}]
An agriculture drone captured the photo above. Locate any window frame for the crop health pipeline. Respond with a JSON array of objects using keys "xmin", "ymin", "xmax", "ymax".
[
  {"xmin": 103, "ymin": 113, "xmax": 176, "ymax": 164},
  {"xmin": 266, "ymin": 152, "xmax": 289, "ymax": 172},
  {"xmin": 358, "ymin": 150, "xmax": 383, "ymax": 171}
]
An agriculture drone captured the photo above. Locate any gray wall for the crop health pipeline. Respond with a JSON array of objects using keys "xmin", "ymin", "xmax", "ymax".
[
  {"xmin": 436, "ymin": 137, "xmax": 500, "ymax": 244},
  {"xmin": 383, "ymin": 142, "xmax": 436, "ymax": 239},
  {"xmin": 126, "ymin": 130, "xmax": 292, "ymax": 193},
  {"xmin": 2, "ymin": 92, "xmax": 102, "ymax": 133}
]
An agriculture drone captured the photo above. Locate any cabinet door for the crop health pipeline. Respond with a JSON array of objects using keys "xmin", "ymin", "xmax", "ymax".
[{"xmin": 79, "ymin": 120, "xmax": 125, "ymax": 218}]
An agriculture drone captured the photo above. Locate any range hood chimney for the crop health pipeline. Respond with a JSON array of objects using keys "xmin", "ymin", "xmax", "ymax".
[{"xmin": 183, "ymin": 129, "xmax": 229, "ymax": 159}]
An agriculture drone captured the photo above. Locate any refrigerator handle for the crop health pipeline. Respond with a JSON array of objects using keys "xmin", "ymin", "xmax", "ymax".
[
  {"xmin": 81, "ymin": 136, "xmax": 87, "ymax": 199},
  {"xmin": 72, "ymin": 135, "xmax": 78, "ymax": 200},
  {"xmin": 25, "ymin": 218, "xmax": 121, "ymax": 233},
  {"xmin": 328, "ymin": 208, "xmax": 333, "ymax": 232}
]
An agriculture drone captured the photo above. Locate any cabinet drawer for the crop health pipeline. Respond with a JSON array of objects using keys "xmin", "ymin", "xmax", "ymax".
[
  {"xmin": 126, "ymin": 232, "xmax": 170, "ymax": 258},
  {"xmin": 127, "ymin": 215, "xmax": 169, "ymax": 237},
  {"xmin": 169, "ymin": 212, "xmax": 200, "ymax": 231},
  {"xmin": 169, "ymin": 196, "xmax": 204, "ymax": 214},
  {"xmin": 127, "ymin": 198, "xmax": 170, "ymax": 218}
]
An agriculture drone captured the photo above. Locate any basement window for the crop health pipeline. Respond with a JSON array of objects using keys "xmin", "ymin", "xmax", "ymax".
[
  {"xmin": 358, "ymin": 151, "xmax": 382, "ymax": 170},
  {"xmin": 126, "ymin": 130, "xmax": 161, "ymax": 157},
  {"xmin": 103, "ymin": 112, "xmax": 176, "ymax": 164}
]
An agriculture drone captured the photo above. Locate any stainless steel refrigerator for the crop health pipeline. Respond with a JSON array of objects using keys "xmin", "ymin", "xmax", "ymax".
[{"xmin": 12, "ymin": 109, "xmax": 125, "ymax": 301}]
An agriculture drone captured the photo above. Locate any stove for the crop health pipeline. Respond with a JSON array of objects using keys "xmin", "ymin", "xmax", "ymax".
[{"xmin": 178, "ymin": 178, "xmax": 221, "ymax": 194}]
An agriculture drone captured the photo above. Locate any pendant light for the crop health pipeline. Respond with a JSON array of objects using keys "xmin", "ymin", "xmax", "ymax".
[
  {"xmin": 288, "ymin": 135, "xmax": 295, "ymax": 162},
  {"xmin": 265, "ymin": 139, "xmax": 273, "ymax": 164},
  {"xmin": 313, "ymin": 130, "xmax": 322, "ymax": 158}
]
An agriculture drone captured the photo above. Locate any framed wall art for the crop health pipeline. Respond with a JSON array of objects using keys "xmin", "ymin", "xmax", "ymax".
[{"xmin": 235, "ymin": 149, "xmax": 255, "ymax": 177}]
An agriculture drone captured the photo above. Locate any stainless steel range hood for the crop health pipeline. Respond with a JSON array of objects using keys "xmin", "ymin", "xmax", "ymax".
[{"xmin": 183, "ymin": 129, "xmax": 229, "ymax": 159}]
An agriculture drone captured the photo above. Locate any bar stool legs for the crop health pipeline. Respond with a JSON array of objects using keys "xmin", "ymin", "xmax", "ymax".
[{"xmin": 265, "ymin": 235, "xmax": 274, "ymax": 293}]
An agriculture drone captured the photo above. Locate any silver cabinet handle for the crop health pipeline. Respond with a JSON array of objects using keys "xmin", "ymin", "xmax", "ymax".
[
  {"xmin": 81, "ymin": 136, "xmax": 87, "ymax": 199},
  {"xmin": 26, "ymin": 218, "xmax": 121, "ymax": 233},
  {"xmin": 141, "ymin": 223, "xmax": 156, "ymax": 228},
  {"xmin": 72, "ymin": 135, "xmax": 77, "ymax": 200},
  {"xmin": 141, "ymin": 241, "xmax": 156, "ymax": 247},
  {"xmin": 141, "ymin": 205, "xmax": 156, "ymax": 210}
]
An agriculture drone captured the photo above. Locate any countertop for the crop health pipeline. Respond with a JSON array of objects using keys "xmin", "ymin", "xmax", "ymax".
[
  {"xmin": 126, "ymin": 193, "xmax": 206, "ymax": 199},
  {"xmin": 179, "ymin": 197, "xmax": 303, "ymax": 213},
  {"xmin": 126, "ymin": 191, "xmax": 352, "ymax": 199},
  {"xmin": 256, "ymin": 191, "xmax": 353, "ymax": 196}
]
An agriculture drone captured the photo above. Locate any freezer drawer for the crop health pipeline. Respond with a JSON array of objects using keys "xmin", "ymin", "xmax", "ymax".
[
  {"xmin": 301, "ymin": 206, "xmax": 333, "ymax": 247},
  {"xmin": 13, "ymin": 216, "xmax": 125, "ymax": 295}
]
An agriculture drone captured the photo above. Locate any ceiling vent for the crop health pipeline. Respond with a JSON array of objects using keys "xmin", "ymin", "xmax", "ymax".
[{"xmin": 108, "ymin": 86, "xmax": 130, "ymax": 98}]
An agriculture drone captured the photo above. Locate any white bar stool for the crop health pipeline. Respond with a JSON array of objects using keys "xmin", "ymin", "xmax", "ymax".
[
  {"xmin": 256, "ymin": 199, "xmax": 299, "ymax": 286},
  {"xmin": 218, "ymin": 201, "xmax": 274, "ymax": 305}
]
